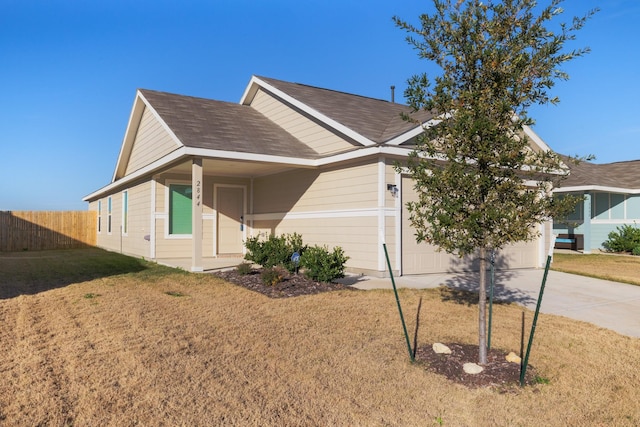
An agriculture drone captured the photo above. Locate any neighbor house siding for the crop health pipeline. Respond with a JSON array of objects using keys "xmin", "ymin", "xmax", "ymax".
[
  {"xmin": 250, "ymin": 88, "xmax": 355, "ymax": 155},
  {"xmin": 553, "ymin": 191, "xmax": 640, "ymax": 250},
  {"xmin": 125, "ymin": 106, "xmax": 179, "ymax": 176},
  {"xmin": 628, "ymin": 195, "xmax": 640, "ymax": 219}
]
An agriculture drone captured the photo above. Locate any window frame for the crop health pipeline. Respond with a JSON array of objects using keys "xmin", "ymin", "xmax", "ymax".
[
  {"xmin": 165, "ymin": 181, "xmax": 193, "ymax": 238},
  {"xmin": 97, "ymin": 200, "xmax": 102, "ymax": 234},
  {"xmin": 107, "ymin": 196, "xmax": 112, "ymax": 234},
  {"xmin": 122, "ymin": 190, "xmax": 129, "ymax": 236}
]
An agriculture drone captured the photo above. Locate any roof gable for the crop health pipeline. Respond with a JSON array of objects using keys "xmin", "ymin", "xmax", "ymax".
[{"xmin": 241, "ymin": 75, "xmax": 433, "ymax": 145}]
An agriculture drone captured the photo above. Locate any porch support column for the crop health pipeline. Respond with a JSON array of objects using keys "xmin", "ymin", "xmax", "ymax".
[
  {"xmin": 583, "ymin": 192, "xmax": 592, "ymax": 254},
  {"xmin": 192, "ymin": 158, "xmax": 203, "ymax": 272}
]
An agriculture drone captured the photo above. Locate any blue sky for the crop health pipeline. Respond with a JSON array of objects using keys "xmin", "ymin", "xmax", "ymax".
[{"xmin": 1, "ymin": 0, "xmax": 638, "ymax": 210}]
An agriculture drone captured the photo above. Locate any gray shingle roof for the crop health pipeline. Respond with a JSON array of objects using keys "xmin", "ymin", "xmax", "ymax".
[
  {"xmin": 256, "ymin": 76, "xmax": 433, "ymax": 144},
  {"xmin": 558, "ymin": 156, "xmax": 640, "ymax": 190},
  {"xmin": 139, "ymin": 89, "xmax": 320, "ymax": 159}
]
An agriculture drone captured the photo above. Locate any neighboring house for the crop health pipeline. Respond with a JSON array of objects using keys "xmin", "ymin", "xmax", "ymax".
[
  {"xmin": 553, "ymin": 158, "xmax": 640, "ymax": 253},
  {"xmin": 84, "ymin": 75, "xmax": 554, "ymax": 275}
]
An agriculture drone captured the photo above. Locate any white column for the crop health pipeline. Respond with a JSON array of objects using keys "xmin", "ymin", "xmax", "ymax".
[
  {"xmin": 378, "ymin": 157, "xmax": 386, "ymax": 273},
  {"xmin": 149, "ymin": 177, "xmax": 156, "ymax": 260},
  {"xmin": 192, "ymin": 158, "xmax": 203, "ymax": 272},
  {"xmin": 583, "ymin": 192, "xmax": 592, "ymax": 254}
]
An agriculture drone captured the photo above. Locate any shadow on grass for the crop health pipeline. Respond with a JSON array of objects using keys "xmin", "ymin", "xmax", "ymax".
[{"xmin": 0, "ymin": 248, "xmax": 154, "ymax": 299}]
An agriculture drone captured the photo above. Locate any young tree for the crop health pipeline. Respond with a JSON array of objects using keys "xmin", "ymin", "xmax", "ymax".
[{"xmin": 394, "ymin": 0, "xmax": 596, "ymax": 364}]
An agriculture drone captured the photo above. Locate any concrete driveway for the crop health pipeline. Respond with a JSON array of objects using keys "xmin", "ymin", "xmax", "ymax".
[{"xmin": 348, "ymin": 269, "xmax": 640, "ymax": 338}]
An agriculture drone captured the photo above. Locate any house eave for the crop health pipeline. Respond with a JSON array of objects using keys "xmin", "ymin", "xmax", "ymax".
[
  {"xmin": 553, "ymin": 185, "xmax": 640, "ymax": 194},
  {"xmin": 84, "ymin": 144, "xmax": 418, "ymax": 202}
]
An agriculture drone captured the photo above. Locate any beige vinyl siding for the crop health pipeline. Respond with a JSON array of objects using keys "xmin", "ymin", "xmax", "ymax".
[
  {"xmin": 125, "ymin": 107, "xmax": 180, "ymax": 176},
  {"xmin": 253, "ymin": 161, "xmax": 378, "ymax": 214},
  {"xmin": 255, "ymin": 216, "xmax": 380, "ymax": 272},
  {"xmin": 250, "ymin": 89, "xmax": 355, "ymax": 155},
  {"xmin": 384, "ymin": 215, "xmax": 399, "ymax": 273},
  {"xmin": 94, "ymin": 181, "xmax": 152, "ymax": 258},
  {"xmin": 122, "ymin": 181, "xmax": 151, "ymax": 257}
]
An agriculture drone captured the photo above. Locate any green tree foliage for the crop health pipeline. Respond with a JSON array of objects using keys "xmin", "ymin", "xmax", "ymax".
[{"xmin": 394, "ymin": 0, "xmax": 596, "ymax": 364}]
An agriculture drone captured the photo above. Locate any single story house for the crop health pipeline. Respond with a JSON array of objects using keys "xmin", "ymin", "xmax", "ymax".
[
  {"xmin": 84, "ymin": 75, "xmax": 555, "ymax": 275},
  {"xmin": 553, "ymin": 157, "xmax": 640, "ymax": 253}
]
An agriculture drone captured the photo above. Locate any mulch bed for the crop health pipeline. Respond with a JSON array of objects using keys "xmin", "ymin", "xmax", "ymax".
[
  {"xmin": 213, "ymin": 268, "xmax": 357, "ymax": 298},
  {"xmin": 215, "ymin": 267, "xmax": 539, "ymax": 389},
  {"xmin": 415, "ymin": 342, "xmax": 539, "ymax": 389}
]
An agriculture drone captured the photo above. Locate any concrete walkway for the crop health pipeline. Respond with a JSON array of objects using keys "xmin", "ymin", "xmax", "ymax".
[{"xmin": 344, "ymin": 269, "xmax": 640, "ymax": 338}]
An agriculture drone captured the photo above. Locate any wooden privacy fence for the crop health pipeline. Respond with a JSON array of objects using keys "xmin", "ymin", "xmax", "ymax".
[{"xmin": 0, "ymin": 211, "xmax": 97, "ymax": 251}]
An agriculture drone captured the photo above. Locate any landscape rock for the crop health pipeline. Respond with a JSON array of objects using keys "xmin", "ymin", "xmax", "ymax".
[
  {"xmin": 432, "ymin": 343, "xmax": 452, "ymax": 354},
  {"xmin": 506, "ymin": 352, "xmax": 521, "ymax": 364},
  {"xmin": 463, "ymin": 363, "xmax": 484, "ymax": 374}
]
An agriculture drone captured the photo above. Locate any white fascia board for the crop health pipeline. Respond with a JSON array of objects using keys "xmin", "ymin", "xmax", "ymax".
[
  {"xmin": 85, "ymin": 147, "xmax": 188, "ymax": 201},
  {"xmin": 314, "ymin": 145, "xmax": 418, "ymax": 166},
  {"xmin": 553, "ymin": 185, "xmax": 640, "ymax": 194},
  {"xmin": 111, "ymin": 92, "xmax": 145, "ymax": 182},
  {"xmin": 183, "ymin": 147, "xmax": 317, "ymax": 167},
  {"xmin": 242, "ymin": 75, "xmax": 377, "ymax": 147},
  {"xmin": 86, "ymin": 144, "xmax": 423, "ymax": 202},
  {"xmin": 523, "ymin": 125, "xmax": 552, "ymax": 152},
  {"xmin": 385, "ymin": 117, "xmax": 439, "ymax": 146},
  {"xmin": 239, "ymin": 75, "xmax": 260, "ymax": 104}
]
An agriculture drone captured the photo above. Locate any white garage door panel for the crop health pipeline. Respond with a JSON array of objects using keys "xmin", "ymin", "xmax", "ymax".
[{"xmin": 401, "ymin": 176, "xmax": 538, "ymax": 275}]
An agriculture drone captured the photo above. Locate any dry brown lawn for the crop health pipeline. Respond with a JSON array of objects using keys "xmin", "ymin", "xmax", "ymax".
[
  {"xmin": 1, "ymin": 249, "xmax": 639, "ymax": 426},
  {"xmin": 552, "ymin": 252, "xmax": 640, "ymax": 286}
]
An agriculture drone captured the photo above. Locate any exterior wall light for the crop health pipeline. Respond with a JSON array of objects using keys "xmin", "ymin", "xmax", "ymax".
[{"xmin": 387, "ymin": 184, "xmax": 399, "ymax": 197}]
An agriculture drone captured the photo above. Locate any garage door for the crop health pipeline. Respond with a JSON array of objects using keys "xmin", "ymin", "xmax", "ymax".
[{"xmin": 401, "ymin": 176, "xmax": 539, "ymax": 275}]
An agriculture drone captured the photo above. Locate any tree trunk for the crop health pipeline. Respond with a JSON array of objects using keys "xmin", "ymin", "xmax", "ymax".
[{"xmin": 478, "ymin": 247, "xmax": 488, "ymax": 365}]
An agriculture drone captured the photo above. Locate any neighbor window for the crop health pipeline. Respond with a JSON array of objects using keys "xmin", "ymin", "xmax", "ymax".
[
  {"xmin": 122, "ymin": 191, "xmax": 129, "ymax": 235},
  {"xmin": 594, "ymin": 192, "xmax": 626, "ymax": 220},
  {"xmin": 169, "ymin": 184, "xmax": 192, "ymax": 235}
]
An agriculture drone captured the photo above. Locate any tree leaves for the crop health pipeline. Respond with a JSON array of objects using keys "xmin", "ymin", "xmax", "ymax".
[{"xmin": 394, "ymin": 0, "xmax": 596, "ymax": 256}]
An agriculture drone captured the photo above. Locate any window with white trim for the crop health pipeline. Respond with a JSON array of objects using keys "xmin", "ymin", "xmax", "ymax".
[
  {"xmin": 97, "ymin": 200, "xmax": 102, "ymax": 233},
  {"xmin": 108, "ymin": 196, "xmax": 112, "ymax": 234},
  {"xmin": 169, "ymin": 184, "xmax": 192, "ymax": 235},
  {"xmin": 122, "ymin": 191, "xmax": 129, "ymax": 235}
]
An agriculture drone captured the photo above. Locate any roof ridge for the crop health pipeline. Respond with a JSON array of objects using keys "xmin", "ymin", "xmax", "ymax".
[{"xmin": 255, "ymin": 75, "xmax": 400, "ymax": 106}]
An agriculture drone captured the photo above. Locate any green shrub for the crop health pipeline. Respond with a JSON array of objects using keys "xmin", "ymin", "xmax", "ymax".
[
  {"xmin": 300, "ymin": 245, "xmax": 349, "ymax": 282},
  {"xmin": 236, "ymin": 262, "xmax": 253, "ymax": 275},
  {"xmin": 244, "ymin": 233, "xmax": 305, "ymax": 272},
  {"xmin": 602, "ymin": 224, "xmax": 640, "ymax": 253},
  {"xmin": 261, "ymin": 266, "xmax": 287, "ymax": 286},
  {"xmin": 633, "ymin": 246, "xmax": 640, "ymax": 256}
]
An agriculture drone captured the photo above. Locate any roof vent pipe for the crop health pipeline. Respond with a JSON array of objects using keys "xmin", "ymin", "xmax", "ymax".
[{"xmin": 390, "ymin": 85, "xmax": 395, "ymax": 103}]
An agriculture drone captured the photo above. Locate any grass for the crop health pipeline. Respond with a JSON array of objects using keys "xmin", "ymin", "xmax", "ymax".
[
  {"xmin": 0, "ymin": 249, "xmax": 639, "ymax": 425},
  {"xmin": 552, "ymin": 252, "xmax": 640, "ymax": 286}
]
